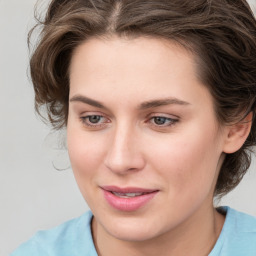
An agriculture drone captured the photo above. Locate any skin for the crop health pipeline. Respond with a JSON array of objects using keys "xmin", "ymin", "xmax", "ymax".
[{"xmin": 67, "ymin": 36, "xmax": 250, "ymax": 256}]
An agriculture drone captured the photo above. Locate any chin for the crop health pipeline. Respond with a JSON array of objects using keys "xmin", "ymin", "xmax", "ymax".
[
  {"xmin": 99, "ymin": 214, "xmax": 165, "ymax": 242},
  {"xmin": 109, "ymin": 227, "xmax": 158, "ymax": 242}
]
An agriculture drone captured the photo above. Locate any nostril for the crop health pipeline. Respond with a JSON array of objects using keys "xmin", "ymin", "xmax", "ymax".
[
  {"xmin": 104, "ymin": 154, "xmax": 145, "ymax": 174},
  {"xmin": 104, "ymin": 131, "xmax": 146, "ymax": 173}
]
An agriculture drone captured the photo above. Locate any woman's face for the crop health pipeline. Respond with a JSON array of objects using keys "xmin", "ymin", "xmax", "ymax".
[{"xmin": 67, "ymin": 36, "xmax": 226, "ymax": 241}]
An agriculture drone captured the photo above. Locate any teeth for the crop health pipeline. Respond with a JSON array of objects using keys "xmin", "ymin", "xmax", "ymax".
[{"xmin": 112, "ymin": 192, "xmax": 144, "ymax": 198}]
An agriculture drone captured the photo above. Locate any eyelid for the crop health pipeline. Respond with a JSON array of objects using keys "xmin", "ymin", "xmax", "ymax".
[
  {"xmin": 146, "ymin": 113, "xmax": 179, "ymax": 127},
  {"xmin": 146, "ymin": 112, "xmax": 179, "ymax": 120},
  {"xmin": 79, "ymin": 112, "xmax": 111, "ymax": 128},
  {"xmin": 78, "ymin": 111, "xmax": 179, "ymax": 129},
  {"xmin": 148, "ymin": 112, "xmax": 180, "ymax": 119}
]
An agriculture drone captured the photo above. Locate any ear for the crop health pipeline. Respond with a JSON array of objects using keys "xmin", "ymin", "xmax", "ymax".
[{"xmin": 222, "ymin": 112, "xmax": 253, "ymax": 154}]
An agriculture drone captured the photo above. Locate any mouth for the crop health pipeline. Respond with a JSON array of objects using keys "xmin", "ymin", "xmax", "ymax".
[
  {"xmin": 111, "ymin": 191, "xmax": 152, "ymax": 198},
  {"xmin": 101, "ymin": 186, "xmax": 159, "ymax": 211}
]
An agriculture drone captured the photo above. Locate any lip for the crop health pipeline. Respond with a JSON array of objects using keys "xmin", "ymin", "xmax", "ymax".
[{"xmin": 101, "ymin": 186, "xmax": 159, "ymax": 212}]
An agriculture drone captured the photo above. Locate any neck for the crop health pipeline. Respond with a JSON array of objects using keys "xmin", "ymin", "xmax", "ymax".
[{"xmin": 92, "ymin": 203, "xmax": 225, "ymax": 256}]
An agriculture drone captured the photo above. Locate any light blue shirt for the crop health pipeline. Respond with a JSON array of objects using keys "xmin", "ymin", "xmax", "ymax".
[
  {"xmin": 11, "ymin": 211, "xmax": 97, "ymax": 256},
  {"xmin": 11, "ymin": 207, "xmax": 256, "ymax": 255},
  {"xmin": 209, "ymin": 207, "xmax": 256, "ymax": 255}
]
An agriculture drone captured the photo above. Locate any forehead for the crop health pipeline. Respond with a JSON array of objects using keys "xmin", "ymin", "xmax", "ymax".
[
  {"xmin": 70, "ymin": 37, "xmax": 197, "ymax": 86},
  {"xmin": 70, "ymin": 36, "xmax": 196, "ymax": 73},
  {"xmin": 69, "ymin": 36, "xmax": 213, "ymax": 112}
]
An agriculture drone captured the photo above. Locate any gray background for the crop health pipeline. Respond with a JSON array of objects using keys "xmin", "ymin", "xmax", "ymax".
[{"xmin": 1, "ymin": 0, "xmax": 256, "ymax": 255}]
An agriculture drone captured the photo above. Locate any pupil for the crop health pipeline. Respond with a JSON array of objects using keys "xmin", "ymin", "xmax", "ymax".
[
  {"xmin": 154, "ymin": 117, "xmax": 166, "ymax": 125},
  {"xmin": 89, "ymin": 116, "xmax": 101, "ymax": 123}
]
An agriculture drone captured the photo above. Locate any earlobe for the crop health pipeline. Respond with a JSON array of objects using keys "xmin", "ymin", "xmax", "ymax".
[{"xmin": 223, "ymin": 112, "xmax": 253, "ymax": 154}]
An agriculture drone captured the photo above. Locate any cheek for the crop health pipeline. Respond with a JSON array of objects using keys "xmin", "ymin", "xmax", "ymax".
[
  {"xmin": 147, "ymin": 127, "xmax": 222, "ymax": 197},
  {"xmin": 67, "ymin": 130, "xmax": 109, "ymax": 211},
  {"xmin": 67, "ymin": 125, "xmax": 106, "ymax": 189}
]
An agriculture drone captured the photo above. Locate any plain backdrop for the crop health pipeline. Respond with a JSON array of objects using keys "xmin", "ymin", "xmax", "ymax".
[{"xmin": 1, "ymin": 0, "xmax": 256, "ymax": 255}]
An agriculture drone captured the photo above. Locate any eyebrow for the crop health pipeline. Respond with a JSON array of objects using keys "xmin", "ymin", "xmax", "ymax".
[
  {"xmin": 70, "ymin": 95, "xmax": 106, "ymax": 109},
  {"xmin": 139, "ymin": 98, "xmax": 190, "ymax": 109},
  {"xmin": 69, "ymin": 95, "xmax": 190, "ymax": 110}
]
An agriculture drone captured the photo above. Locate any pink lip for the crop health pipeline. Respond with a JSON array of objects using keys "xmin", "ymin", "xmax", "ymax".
[{"xmin": 101, "ymin": 186, "xmax": 159, "ymax": 212}]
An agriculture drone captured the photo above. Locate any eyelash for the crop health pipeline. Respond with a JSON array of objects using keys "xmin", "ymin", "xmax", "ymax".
[
  {"xmin": 79, "ymin": 114, "xmax": 179, "ymax": 129},
  {"xmin": 148, "ymin": 116, "xmax": 178, "ymax": 127},
  {"xmin": 80, "ymin": 115, "xmax": 109, "ymax": 128}
]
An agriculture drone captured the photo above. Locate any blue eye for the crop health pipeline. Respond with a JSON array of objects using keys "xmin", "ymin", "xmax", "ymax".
[
  {"xmin": 80, "ymin": 115, "xmax": 108, "ymax": 127},
  {"xmin": 150, "ymin": 116, "xmax": 178, "ymax": 127},
  {"xmin": 87, "ymin": 115, "xmax": 102, "ymax": 124}
]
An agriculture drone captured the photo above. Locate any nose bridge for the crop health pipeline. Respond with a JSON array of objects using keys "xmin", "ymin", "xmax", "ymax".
[{"xmin": 104, "ymin": 121, "xmax": 144, "ymax": 174}]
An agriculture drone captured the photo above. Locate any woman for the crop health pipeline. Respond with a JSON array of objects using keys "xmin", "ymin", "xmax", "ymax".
[{"xmin": 12, "ymin": 0, "xmax": 256, "ymax": 255}]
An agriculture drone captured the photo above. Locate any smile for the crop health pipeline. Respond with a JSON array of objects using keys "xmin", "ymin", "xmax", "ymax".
[
  {"xmin": 101, "ymin": 186, "xmax": 159, "ymax": 212},
  {"xmin": 111, "ymin": 192, "xmax": 149, "ymax": 198}
]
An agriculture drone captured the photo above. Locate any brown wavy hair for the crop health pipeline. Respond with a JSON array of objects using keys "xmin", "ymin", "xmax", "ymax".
[{"xmin": 28, "ymin": 0, "xmax": 256, "ymax": 197}]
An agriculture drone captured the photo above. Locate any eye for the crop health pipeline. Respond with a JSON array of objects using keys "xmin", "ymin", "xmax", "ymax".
[
  {"xmin": 80, "ymin": 114, "xmax": 109, "ymax": 128},
  {"xmin": 87, "ymin": 115, "xmax": 102, "ymax": 124},
  {"xmin": 149, "ymin": 116, "xmax": 178, "ymax": 127}
]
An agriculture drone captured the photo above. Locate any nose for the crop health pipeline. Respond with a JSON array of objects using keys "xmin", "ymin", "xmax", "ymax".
[{"xmin": 104, "ymin": 124, "xmax": 146, "ymax": 175}]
